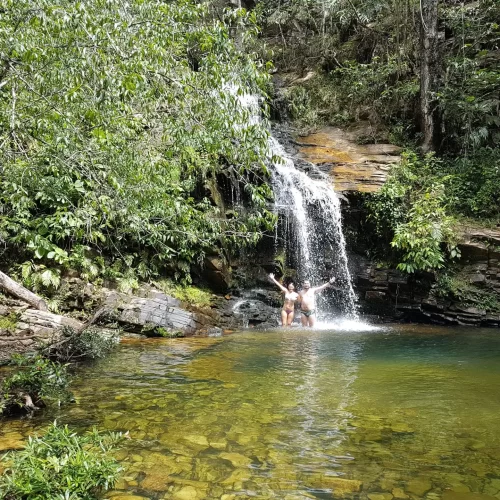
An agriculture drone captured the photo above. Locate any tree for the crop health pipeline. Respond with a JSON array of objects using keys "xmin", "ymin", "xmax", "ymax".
[
  {"xmin": 0, "ymin": 0, "xmax": 274, "ymax": 281},
  {"xmin": 420, "ymin": 0, "xmax": 440, "ymax": 152}
]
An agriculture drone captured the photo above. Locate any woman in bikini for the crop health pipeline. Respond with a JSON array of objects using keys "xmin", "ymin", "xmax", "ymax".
[{"xmin": 269, "ymin": 273, "xmax": 299, "ymax": 327}]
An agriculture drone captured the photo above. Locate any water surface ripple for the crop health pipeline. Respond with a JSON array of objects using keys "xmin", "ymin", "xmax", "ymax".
[{"xmin": 2, "ymin": 325, "xmax": 500, "ymax": 500}]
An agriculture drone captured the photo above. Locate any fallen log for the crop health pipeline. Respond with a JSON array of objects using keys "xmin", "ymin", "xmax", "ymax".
[{"xmin": 0, "ymin": 271, "xmax": 48, "ymax": 311}]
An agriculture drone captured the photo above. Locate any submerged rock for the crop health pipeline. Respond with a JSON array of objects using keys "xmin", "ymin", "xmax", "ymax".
[{"xmin": 406, "ymin": 478, "xmax": 432, "ymax": 496}]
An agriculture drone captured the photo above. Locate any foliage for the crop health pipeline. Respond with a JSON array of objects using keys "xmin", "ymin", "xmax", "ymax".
[
  {"xmin": 258, "ymin": 0, "xmax": 499, "ymax": 156},
  {"xmin": 0, "ymin": 422, "xmax": 123, "ymax": 500},
  {"xmin": 154, "ymin": 279, "xmax": 213, "ymax": 308},
  {"xmin": 445, "ymin": 148, "xmax": 500, "ymax": 220},
  {"xmin": 1, "ymin": 355, "xmax": 72, "ymax": 414},
  {"xmin": 140, "ymin": 323, "xmax": 185, "ymax": 338},
  {"xmin": 0, "ymin": 312, "xmax": 18, "ymax": 332},
  {"xmin": 0, "ymin": 0, "xmax": 275, "ymax": 284},
  {"xmin": 367, "ymin": 152, "xmax": 459, "ymax": 273},
  {"xmin": 42, "ymin": 326, "xmax": 119, "ymax": 362},
  {"xmin": 433, "ymin": 272, "xmax": 500, "ymax": 312},
  {"xmin": 439, "ymin": 0, "xmax": 500, "ymax": 151}
]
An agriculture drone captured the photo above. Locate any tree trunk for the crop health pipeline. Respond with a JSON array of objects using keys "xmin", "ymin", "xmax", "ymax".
[
  {"xmin": 0, "ymin": 271, "xmax": 48, "ymax": 311},
  {"xmin": 420, "ymin": 0, "xmax": 439, "ymax": 153}
]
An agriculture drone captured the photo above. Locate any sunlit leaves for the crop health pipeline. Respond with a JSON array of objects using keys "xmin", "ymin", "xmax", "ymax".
[{"xmin": 0, "ymin": 0, "xmax": 273, "ymax": 280}]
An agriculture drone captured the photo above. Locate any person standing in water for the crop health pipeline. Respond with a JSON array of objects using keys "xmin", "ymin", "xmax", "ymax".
[
  {"xmin": 299, "ymin": 277, "xmax": 335, "ymax": 327},
  {"xmin": 269, "ymin": 273, "xmax": 299, "ymax": 327}
]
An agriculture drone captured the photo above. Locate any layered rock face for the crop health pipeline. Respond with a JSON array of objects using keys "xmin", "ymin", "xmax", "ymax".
[
  {"xmin": 296, "ymin": 124, "xmax": 401, "ymax": 193},
  {"xmin": 281, "ymin": 124, "xmax": 500, "ymax": 326},
  {"xmin": 0, "ymin": 283, "xmax": 224, "ymax": 363},
  {"xmin": 349, "ymin": 208, "xmax": 500, "ymax": 327}
]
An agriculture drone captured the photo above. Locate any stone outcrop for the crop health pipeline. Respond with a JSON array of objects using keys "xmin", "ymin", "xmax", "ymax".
[
  {"xmin": 0, "ymin": 282, "xmax": 225, "ymax": 363},
  {"xmin": 0, "ymin": 302, "xmax": 83, "ymax": 364},
  {"xmin": 103, "ymin": 288, "xmax": 217, "ymax": 335},
  {"xmin": 353, "ymin": 226, "xmax": 500, "ymax": 326},
  {"xmin": 295, "ymin": 124, "xmax": 402, "ymax": 193}
]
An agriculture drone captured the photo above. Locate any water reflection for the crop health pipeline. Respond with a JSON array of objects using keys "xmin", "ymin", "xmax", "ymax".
[{"xmin": 1, "ymin": 326, "xmax": 500, "ymax": 500}]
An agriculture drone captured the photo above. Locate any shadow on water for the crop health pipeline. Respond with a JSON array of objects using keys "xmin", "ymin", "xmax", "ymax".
[{"xmin": 1, "ymin": 325, "xmax": 500, "ymax": 499}]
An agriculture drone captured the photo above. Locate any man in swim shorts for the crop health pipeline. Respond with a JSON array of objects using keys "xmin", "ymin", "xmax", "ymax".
[{"xmin": 299, "ymin": 277, "xmax": 335, "ymax": 327}]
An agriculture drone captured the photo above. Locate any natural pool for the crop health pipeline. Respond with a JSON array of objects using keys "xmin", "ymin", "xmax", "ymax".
[{"xmin": 1, "ymin": 324, "xmax": 500, "ymax": 500}]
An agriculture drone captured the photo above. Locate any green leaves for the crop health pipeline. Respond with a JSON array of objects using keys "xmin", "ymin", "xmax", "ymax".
[
  {"xmin": 1, "ymin": 355, "xmax": 72, "ymax": 414},
  {"xmin": 0, "ymin": 422, "xmax": 124, "ymax": 499},
  {"xmin": 368, "ymin": 152, "xmax": 459, "ymax": 274},
  {"xmin": 0, "ymin": 0, "xmax": 273, "ymax": 281}
]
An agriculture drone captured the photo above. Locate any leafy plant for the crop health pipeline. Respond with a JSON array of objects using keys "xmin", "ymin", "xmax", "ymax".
[
  {"xmin": 1, "ymin": 355, "xmax": 72, "ymax": 415},
  {"xmin": 367, "ymin": 152, "xmax": 459, "ymax": 273},
  {"xmin": 433, "ymin": 272, "xmax": 500, "ymax": 312},
  {"xmin": 42, "ymin": 327, "xmax": 119, "ymax": 363},
  {"xmin": 0, "ymin": 0, "xmax": 275, "ymax": 284},
  {"xmin": 154, "ymin": 279, "xmax": 213, "ymax": 308},
  {"xmin": 0, "ymin": 312, "xmax": 18, "ymax": 333},
  {"xmin": 0, "ymin": 422, "xmax": 124, "ymax": 500}
]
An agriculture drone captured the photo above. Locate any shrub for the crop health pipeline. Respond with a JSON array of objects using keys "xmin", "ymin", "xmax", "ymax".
[
  {"xmin": 154, "ymin": 279, "xmax": 213, "ymax": 308},
  {"xmin": 0, "ymin": 422, "xmax": 124, "ymax": 500},
  {"xmin": 433, "ymin": 272, "xmax": 500, "ymax": 312},
  {"xmin": 367, "ymin": 151, "xmax": 460, "ymax": 273},
  {"xmin": 42, "ymin": 327, "xmax": 119, "ymax": 363},
  {"xmin": 445, "ymin": 148, "xmax": 500, "ymax": 220},
  {"xmin": 1, "ymin": 355, "xmax": 72, "ymax": 415}
]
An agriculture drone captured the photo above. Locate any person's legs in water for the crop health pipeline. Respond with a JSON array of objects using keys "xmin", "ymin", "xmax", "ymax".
[
  {"xmin": 281, "ymin": 309, "xmax": 288, "ymax": 327},
  {"xmin": 308, "ymin": 313, "xmax": 316, "ymax": 328},
  {"xmin": 286, "ymin": 310, "xmax": 295, "ymax": 326},
  {"xmin": 300, "ymin": 311, "xmax": 308, "ymax": 327}
]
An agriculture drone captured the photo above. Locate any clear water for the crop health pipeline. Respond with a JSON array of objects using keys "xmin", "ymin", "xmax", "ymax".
[{"xmin": 2, "ymin": 325, "xmax": 500, "ymax": 500}]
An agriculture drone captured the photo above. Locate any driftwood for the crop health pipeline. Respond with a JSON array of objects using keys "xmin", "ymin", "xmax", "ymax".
[{"xmin": 0, "ymin": 271, "xmax": 48, "ymax": 311}]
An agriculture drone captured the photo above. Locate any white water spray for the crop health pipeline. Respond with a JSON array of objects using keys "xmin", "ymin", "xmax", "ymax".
[
  {"xmin": 233, "ymin": 89, "xmax": 359, "ymax": 321},
  {"xmin": 269, "ymin": 139, "xmax": 358, "ymax": 319}
]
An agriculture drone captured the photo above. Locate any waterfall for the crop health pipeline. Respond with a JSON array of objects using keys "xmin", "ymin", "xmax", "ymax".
[
  {"xmin": 269, "ymin": 139, "xmax": 358, "ymax": 320},
  {"xmin": 232, "ymin": 88, "xmax": 358, "ymax": 320}
]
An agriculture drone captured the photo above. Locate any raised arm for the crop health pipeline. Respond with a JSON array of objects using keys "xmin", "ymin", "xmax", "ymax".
[
  {"xmin": 312, "ymin": 277, "xmax": 335, "ymax": 293},
  {"xmin": 269, "ymin": 273, "xmax": 288, "ymax": 293}
]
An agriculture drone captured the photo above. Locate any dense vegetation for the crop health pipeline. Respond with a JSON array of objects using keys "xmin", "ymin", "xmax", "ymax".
[
  {"xmin": 257, "ymin": 0, "xmax": 500, "ymax": 273},
  {"xmin": 0, "ymin": 423, "xmax": 123, "ymax": 499},
  {"xmin": 0, "ymin": 354, "xmax": 72, "ymax": 415},
  {"xmin": 0, "ymin": 0, "xmax": 274, "ymax": 290},
  {"xmin": 0, "ymin": 0, "xmax": 498, "ymax": 285}
]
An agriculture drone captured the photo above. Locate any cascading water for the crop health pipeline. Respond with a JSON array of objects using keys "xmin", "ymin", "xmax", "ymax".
[
  {"xmin": 233, "ymin": 89, "xmax": 359, "ymax": 321},
  {"xmin": 269, "ymin": 139, "xmax": 358, "ymax": 320}
]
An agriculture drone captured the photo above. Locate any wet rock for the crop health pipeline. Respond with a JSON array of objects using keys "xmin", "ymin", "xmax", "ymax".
[
  {"xmin": 449, "ymin": 485, "xmax": 471, "ymax": 493},
  {"xmin": 220, "ymin": 468, "xmax": 252, "ymax": 485},
  {"xmin": 295, "ymin": 125, "xmax": 401, "ymax": 193},
  {"xmin": 110, "ymin": 496, "xmax": 150, "ymax": 500},
  {"xmin": 466, "ymin": 440, "xmax": 486, "ymax": 451},
  {"xmin": 468, "ymin": 463, "xmax": 490, "ymax": 477},
  {"xmin": 489, "ymin": 479, "xmax": 500, "ymax": 490},
  {"xmin": 392, "ymin": 488, "xmax": 409, "ymax": 499},
  {"xmin": 209, "ymin": 438, "xmax": 227, "ymax": 450},
  {"xmin": 368, "ymin": 493, "xmax": 393, "ymax": 500},
  {"xmin": 219, "ymin": 452, "xmax": 252, "ymax": 467},
  {"xmin": 442, "ymin": 492, "xmax": 497, "ymax": 500},
  {"xmin": 206, "ymin": 327, "xmax": 223, "ymax": 337},
  {"xmin": 141, "ymin": 470, "xmax": 170, "ymax": 491},
  {"xmin": 104, "ymin": 289, "xmax": 214, "ymax": 335},
  {"xmin": 390, "ymin": 423, "xmax": 414, "ymax": 434},
  {"xmin": 406, "ymin": 478, "xmax": 432, "ymax": 496},
  {"xmin": 0, "ymin": 434, "xmax": 25, "ymax": 451},
  {"xmin": 183, "ymin": 434, "xmax": 209, "ymax": 448},
  {"xmin": 307, "ymin": 475, "xmax": 362, "ymax": 494}
]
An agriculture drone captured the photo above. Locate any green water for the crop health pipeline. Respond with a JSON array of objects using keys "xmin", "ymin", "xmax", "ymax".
[{"xmin": 2, "ymin": 324, "xmax": 500, "ymax": 500}]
